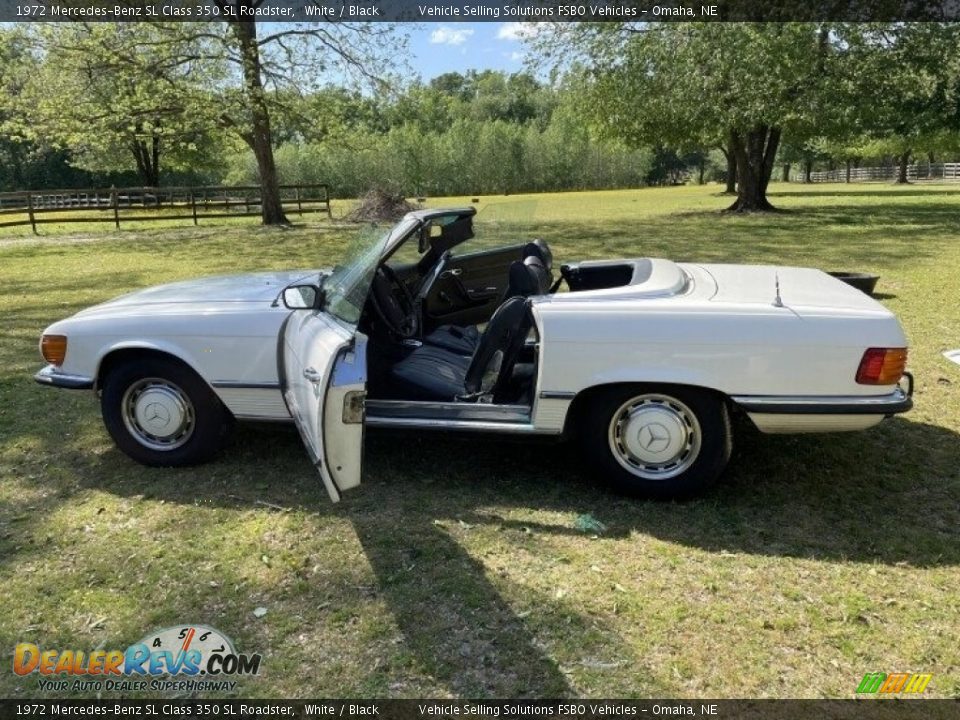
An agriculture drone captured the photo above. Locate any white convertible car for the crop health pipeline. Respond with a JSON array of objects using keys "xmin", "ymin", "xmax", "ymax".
[{"xmin": 35, "ymin": 207, "xmax": 913, "ymax": 500}]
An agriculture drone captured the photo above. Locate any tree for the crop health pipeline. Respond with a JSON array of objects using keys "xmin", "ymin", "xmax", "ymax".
[
  {"xmin": 200, "ymin": 8, "xmax": 406, "ymax": 222},
  {"xmin": 534, "ymin": 23, "xmax": 841, "ymax": 211},
  {"xmin": 17, "ymin": 24, "xmax": 228, "ymax": 187},
  {"xmin": 23, "ymin": 12, "xmax": 405, "ymax": 224},
  {"xmin": 835, "ymin": 24, "xmax": 960, "ymax": 184},
  {"xmin": 718, "ymin": 135, "xmax": 738, "ymax": 194},
  {"xmin": 0, "ymin": 27, "xmax": 34, "ymax": 190}
]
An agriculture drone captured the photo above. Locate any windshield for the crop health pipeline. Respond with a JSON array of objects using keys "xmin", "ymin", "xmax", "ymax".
[{"xmin": 323, "ymin": 217, "xmax": 418, "ymax": 326}]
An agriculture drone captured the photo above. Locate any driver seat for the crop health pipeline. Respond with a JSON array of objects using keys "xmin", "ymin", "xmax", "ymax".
[{"xmin": 389, "ymin": 297, "xmax": 533, "ymax": 403}]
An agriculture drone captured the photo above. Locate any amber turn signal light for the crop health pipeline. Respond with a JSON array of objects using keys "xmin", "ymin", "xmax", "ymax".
[
  {"xmin": 40, "ymin": 334, "xmax": 67, "ymax": 366},
  {"xmin": 856, "ymin": 347, "xmax": 907, "ymax": 385}
]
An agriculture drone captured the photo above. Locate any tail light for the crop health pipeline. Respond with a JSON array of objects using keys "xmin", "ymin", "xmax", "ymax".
[
  {"xmin": 856, "ymin": 347, "xmax": 907, "ymax": 385},
  {"xmin": 40, "ymin": 334, "xmax": 68, "ymax": 366}
]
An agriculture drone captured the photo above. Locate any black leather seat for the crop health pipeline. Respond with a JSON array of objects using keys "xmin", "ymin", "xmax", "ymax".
[
  {"xmin": 524, "ymin": 239, "xmax": 553, "ymax": 272},
  {"xmin": 424, "ymin": 243, "xmax": 552, "ymax": 355},
  {"xmin": 424, "ymin": 324, "xmax": 482, "ymax": 357},
  {"xmin": 386, "ymin": 344, "xmax": 472, "ymax": 400},
  {"xmin": 390, "ymin": 297, "xmax": 533, "ymax": 402}
]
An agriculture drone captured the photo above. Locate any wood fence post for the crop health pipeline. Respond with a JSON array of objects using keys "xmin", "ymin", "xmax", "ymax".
[
  {"xmin": 26, "ymin": 192, "xmax": 36, "ymax": 235},
  {"xmin": 324, "ymin": 185, "xmax": 332, "ymax": 219},
  {"xmin": 190, "ymin": 191, "xmax": 198, "ymax": 225},
  {"xmin": 111, "ymin": 186, "xmax": 120, "ymax": 229}
]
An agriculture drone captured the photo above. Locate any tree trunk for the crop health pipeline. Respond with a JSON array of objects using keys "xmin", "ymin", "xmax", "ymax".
[
  {"xmin": 845, "ymin": 159, "xmax": 851, "ymax": 183},
  {"xmin": 130, "ymin": 134, "xmax": 160, "ymax": 187},
  {"xmin": 722, "ymin": 133, "xmax": 737, "ymax": 194},
  {"xmin": 726, "ymin": 126, "xmax": 780, "ymax": 212},
  {"xmin": 233, "ymin": 17, "xmax": 288, "ymax": 225},
  {"xmin": 782, "ymin": 163, "xmax": 791, "ymax": 182},
  {"xmin": 697, "ymin": 157, "xmax": 705, "ymax": 186},
  {"xmin": 895, "ymin": 150, "xmax": 911, "ymax": 184},
  {"xmin": 803, "ymin": 158, "xmax": 813, "ymax": 184}
]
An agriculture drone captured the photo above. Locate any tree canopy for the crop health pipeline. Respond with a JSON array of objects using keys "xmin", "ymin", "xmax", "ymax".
[
  {"xmin": 533, "ymin": 21, "xmax": 960, "ymax": 208},
  {"xmin": 2, "ymin": 21, "xmax": 960, "ymax": 214}
]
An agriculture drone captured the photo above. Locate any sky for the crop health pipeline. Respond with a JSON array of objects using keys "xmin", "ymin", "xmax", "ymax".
[{"xmin": 408, "ymin": 22, "xmax": 541, "ymax": 80}]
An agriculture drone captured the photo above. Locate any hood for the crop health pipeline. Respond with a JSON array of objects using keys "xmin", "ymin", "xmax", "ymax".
[
  {"xmin": 76, "ymin": 270, "xmax": 325, "ymax": 315},
  {"xmin": 698, "ymin": 263, "xmax": 893, "ymax": 317}
]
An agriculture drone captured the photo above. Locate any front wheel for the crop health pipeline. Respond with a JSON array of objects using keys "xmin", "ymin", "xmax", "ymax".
[
  {"xmin": 579, "ymin": 385, "xmax": 732, "ymax": 499},
  {"xmin": 101, "ymin": 357, "xmax": 231, "ymax": 467}
]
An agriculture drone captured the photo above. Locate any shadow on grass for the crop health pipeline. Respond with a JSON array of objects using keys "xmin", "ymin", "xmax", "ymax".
[
  {"xmin": 158, "ymin": 414, "xmax": 960, "ymax": 573},
  {"xmin": 3, "ymin": 193, "xmax": 959, "ymax": 694},
  {"xmin": 5, "ymin": 411, "xmax": 948, "ymax": 694},
  {"xmin": 355, "ymin": 417, "xmax": 960, "ymax": 568},
  {"xmin": 349, "ymin": 504, "xmax": 573, "ymax": 696}
]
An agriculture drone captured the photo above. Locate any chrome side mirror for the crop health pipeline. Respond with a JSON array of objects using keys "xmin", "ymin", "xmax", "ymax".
[{"xmin": 282, "ymin": 285, "xmax": 322, "ymax": 310}]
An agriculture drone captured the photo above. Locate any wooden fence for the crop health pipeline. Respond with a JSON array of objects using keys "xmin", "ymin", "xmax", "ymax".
[
  {"xmin": 0, "ymin": 183, "xmax": 332, "ymax": 233},
  {"xmin": 803, "ymin": 162, "xmax": 960, "ymax": 183}
]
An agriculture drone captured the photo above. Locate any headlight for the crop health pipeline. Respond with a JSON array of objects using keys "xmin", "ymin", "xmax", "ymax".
[{"xmin": 40, "ymin": 334, "xmax": 68, "ymax": 366}]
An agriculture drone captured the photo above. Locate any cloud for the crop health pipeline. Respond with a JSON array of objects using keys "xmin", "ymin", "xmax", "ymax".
[
  {"xmin": 497, "ymin": 22, "xmax": 543, "ymax": 41},
  {"xmin": 430, "ymin": 26, "xmax": 474, "ymax": 46}
]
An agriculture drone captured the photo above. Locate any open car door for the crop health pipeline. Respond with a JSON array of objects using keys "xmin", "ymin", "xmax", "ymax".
[
  {"xmin": 280, "ymin": 225, "xmax": 396, "ymax": 501},
  {"xmin": 281, "ymin": 312, "xmax": 366, "ymax": 502}
]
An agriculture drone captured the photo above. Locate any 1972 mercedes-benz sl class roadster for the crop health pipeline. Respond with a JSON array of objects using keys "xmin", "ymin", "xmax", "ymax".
[{"xmin": 34, "ymin": 207, "xmax": 913, "ymax": 500}]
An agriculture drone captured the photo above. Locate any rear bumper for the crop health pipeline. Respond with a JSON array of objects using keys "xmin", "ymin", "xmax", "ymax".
[
  {"xmin": 731, "ymin": 387, "xmax": 912, "ymax": 416},
  {"xmin": 34, "ymin": 365, "xmax": 94, "ymax": 390},
  {"xmin": 733, "ymin": 384, "xmax": 912, "ymax": 434}
]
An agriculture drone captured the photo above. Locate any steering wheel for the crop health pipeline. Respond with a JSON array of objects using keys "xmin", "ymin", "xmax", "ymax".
[{"xmin": 369, "ymin": 263, "xmax": 419, "ymax": 339}]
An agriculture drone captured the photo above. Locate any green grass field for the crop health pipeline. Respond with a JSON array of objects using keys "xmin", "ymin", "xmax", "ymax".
[{"xmin": 1, "ymin": 184, "xmax": 958, "ymax": 699}]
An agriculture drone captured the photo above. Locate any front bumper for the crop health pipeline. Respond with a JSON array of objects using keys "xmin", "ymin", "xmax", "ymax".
[{"xmin": 34, "ymin": 365, "xmax": 94, "ymax": 390}]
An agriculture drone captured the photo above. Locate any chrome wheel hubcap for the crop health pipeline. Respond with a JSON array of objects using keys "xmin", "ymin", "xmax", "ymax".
[
  {"xmin": 608, "ymin": 394, "xmax": 701, "ymax": 480},
  {"xmin": 122, "ymin": 378, "xmax": 194, "ymax": 451}
]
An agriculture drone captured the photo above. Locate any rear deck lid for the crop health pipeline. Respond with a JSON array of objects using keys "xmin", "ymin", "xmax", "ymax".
[{"xmin": 699, "ymin": 264, "xmax": 893, "ymax": 317}]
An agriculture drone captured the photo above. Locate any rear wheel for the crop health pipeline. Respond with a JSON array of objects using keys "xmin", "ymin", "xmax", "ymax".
[
  {"xmin": 101, "ymin": 357, "xmax": 231, "ymax": 466},
  {"xmin": 580, "ymin": 384, "xmax": 732, "ymax": 499}
]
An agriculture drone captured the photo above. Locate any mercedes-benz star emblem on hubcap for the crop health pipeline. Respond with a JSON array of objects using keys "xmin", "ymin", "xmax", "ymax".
[
  {"xmin": 144, "ymin": 402, "xmax": 170, "ymax": 427},
  {"xmin": 638, "ymin": 422, "xmax": 671, "ymax": 453}
]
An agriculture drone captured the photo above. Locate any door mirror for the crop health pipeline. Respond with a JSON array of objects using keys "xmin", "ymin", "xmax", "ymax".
[{"xmin": 282, "ymin": 285, "xmax": 323, "ymax": 310}]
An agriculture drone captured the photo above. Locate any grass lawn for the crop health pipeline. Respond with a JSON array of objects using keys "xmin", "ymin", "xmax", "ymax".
[{"xmin": 0, "ymin": 183, "xmax": 958, "ymax": 699}]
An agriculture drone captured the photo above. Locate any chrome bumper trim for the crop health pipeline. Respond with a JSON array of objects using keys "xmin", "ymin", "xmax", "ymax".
[
  {"xmin": 732, "ymin": 388, "xmax": 912, "ymax": 416},
  {"xmin": 34, "ymin": 366, "xmax": 95, "ymax": 390}
]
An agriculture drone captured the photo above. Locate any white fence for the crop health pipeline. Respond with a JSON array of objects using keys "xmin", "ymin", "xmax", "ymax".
[{"xmin": 803, "ymin": 162, "xmax": 960, "ymax": 183}]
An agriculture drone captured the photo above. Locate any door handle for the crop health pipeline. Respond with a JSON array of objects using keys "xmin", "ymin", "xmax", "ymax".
[
  {"xmin": 303, "ymin": 367, "xmax": 323, "ymax": 383},
  {"xmin": 467, "ymin": 287, "xmax": 499, "ymax": 301}
]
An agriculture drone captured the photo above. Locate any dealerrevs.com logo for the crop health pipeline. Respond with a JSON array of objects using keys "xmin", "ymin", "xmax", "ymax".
[{"xmin": 13, "ymin": 625, "xmax": 261, "ymax": 693}]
